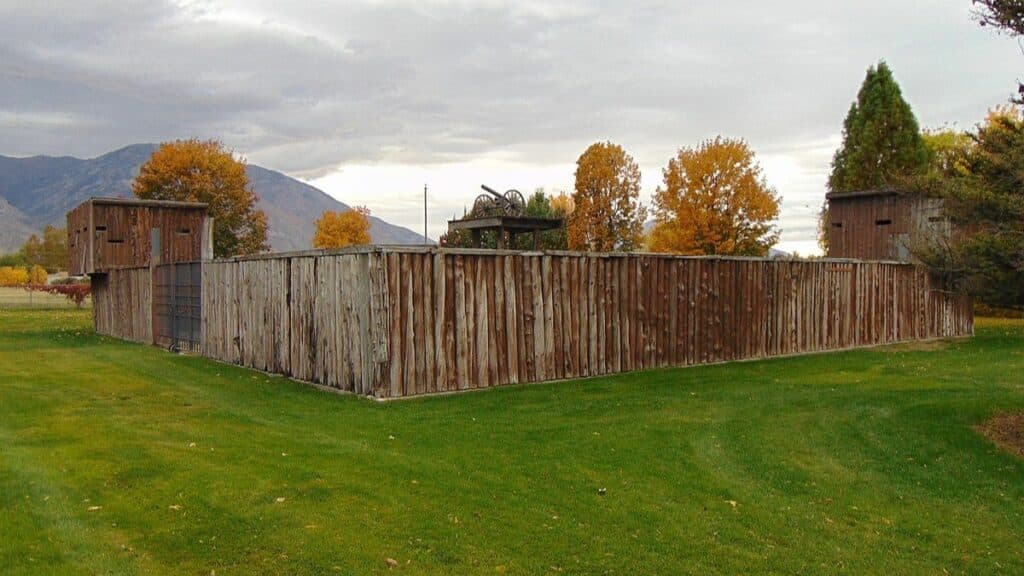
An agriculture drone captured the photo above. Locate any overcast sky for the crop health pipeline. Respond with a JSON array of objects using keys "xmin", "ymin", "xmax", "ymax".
[{"xmin": 1, "ymin": 1, "xmax": 1019, "ymax": 253}]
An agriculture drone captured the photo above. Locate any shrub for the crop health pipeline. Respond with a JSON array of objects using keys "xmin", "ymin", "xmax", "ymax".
[
  {"xmin": 0, "ymin": 266, "xmax": 30, "ymax": 286},
  {"xmin": 28, "ymin": 265, "xmax": 47, "ymax": 286},
  {"xmin": 28, "ymin": 283, "xmax": 91, "ymax": 308}
]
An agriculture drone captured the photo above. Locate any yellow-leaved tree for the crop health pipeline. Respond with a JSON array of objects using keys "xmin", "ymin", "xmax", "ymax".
[
  {"xmin": 648, "ymin": 137, "xmax": 780, "ymax": 256},
  {"xmin": 0, "ymin": 266, "xmax": 29, "ymax": 286},
  {"xmin": 313, "ymin": 207, "xmax": 371, "ymax": 249},
  {"xmin": 549, "ymin": 191, "xmax": 575, "ymax": 216},
  {"xmin": 568, "ymin": 141, "xmax": 647, "ymax": 251},
  {"xmin": 133, "ymin": 139, "xmax": 269, "ymax": 257},
  {"xmin": 28, "ymin": 265, "xmax": 47, "ymax": 285},
  {"xmin": 21, "ymin": 225, "xmax": 68, "ymax": 272}
]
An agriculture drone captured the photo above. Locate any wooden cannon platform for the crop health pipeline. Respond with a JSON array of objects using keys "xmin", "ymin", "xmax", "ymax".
[{"xmin": 446, "ymin": 215, "xmax": 563, "ymax": 249}]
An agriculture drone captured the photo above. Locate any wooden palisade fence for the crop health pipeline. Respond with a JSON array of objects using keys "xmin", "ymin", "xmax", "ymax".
[
  {"xmin": 92, "ymin": 247, "xmax": 973, "ymax": 399},
  {"xmin": 92, "ymin": 266, "xmax": 153, "ymax": 344}
]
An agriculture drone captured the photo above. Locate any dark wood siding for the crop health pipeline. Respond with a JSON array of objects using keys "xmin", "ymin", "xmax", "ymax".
[
  {"xmin": 67, "ymin": 199, "xmax": 209, "ymax": 275},
  {"xmin": 67, "ymin": 202, "xmax": 92, "ymax": 275},
  {"xmin": 826, "ymin": 192, "xmax": 946, "ymax": 261}
]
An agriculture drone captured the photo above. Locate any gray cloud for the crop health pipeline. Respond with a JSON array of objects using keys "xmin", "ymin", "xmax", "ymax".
[{"xmin": 0, "ymin": 0, "xmax": 1019, "ymax": 250}]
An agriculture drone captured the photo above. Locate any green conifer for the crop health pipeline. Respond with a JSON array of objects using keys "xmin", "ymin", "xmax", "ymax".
[{"xmin": 828, "ymin": 61, "xmax": 929, "ymax": 193}]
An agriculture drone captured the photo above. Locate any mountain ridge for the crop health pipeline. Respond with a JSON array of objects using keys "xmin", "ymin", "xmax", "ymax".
[{"xmin": 0, "ymin": 144, "xmax": 426, "ymax": 254}]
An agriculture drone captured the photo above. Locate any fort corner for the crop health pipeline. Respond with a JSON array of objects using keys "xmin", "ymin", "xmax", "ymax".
[{"xmin": 67, "ymin": 197, "xmax": 212, "ymax": 276}]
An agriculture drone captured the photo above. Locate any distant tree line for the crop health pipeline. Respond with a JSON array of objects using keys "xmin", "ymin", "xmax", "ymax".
[
  {"xmin": 0, "ymin": 265, "xmax": 47, "ymax": 287},
  {"xmin": 0, "ymin": 225, "xmax": 68, "ymax": 273},
  {"xmin": 443, "ymin": 139, "xmax": 782, "ymax": 257}
]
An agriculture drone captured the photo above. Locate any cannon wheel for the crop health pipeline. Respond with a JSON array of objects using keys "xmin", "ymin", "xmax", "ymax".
[
  {"xmin": 504, "ymin": 189, "xmax": 526, "ymax": 215},
  {"xmin": 472, "ymin": 194, "xmax": 496, "ymax": 217}
]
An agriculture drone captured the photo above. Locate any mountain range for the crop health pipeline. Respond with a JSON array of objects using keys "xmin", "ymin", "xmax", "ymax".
[{"xmin": 0, "ymin": 144, "xmax": 426, "ymax": 254}]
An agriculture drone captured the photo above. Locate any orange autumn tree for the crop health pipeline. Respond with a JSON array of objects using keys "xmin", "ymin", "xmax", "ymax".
[
  {"xmin": 568, "ymin": 141, "xmax": 647, "ymax": 251},
  {"xmin": 648, "ymin": 137, "xmax": 780, "ymax": 256},
  {"xmin": 133, "ymin": 139, "xmax": 269, "ymax": 257},
  {"xmin": 313, "ymin": 207, "xmax": 372, "ymax": 249}
]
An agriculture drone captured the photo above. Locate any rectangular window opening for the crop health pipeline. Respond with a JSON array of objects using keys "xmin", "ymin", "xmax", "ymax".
[
  {"xmin": 875, "ymin": 219, "xmax": 892, "ymax": 226},
  {"xmin": 831, "ymin": 222, "xmax": 843, "ymax": 228},
  {"xmin": 106, "ymin": 238, "xmax": 125, "ymax": 244},
  {"xmin": 928, "ymin": 216, "xmax": 945, "ymax": 223},
  {"xmin": 176, "ymin": 228, "xmax": 192, "ymax": 235},
  {"xmin": 94, "ymin": 225, "xmax": 107, "ymax": 232}
]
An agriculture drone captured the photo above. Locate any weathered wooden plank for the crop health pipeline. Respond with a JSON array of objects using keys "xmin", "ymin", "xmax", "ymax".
[
  {"xmin": 550, "ymin": 257, "xmax": 564, "ymax": 380},
  {"xmin": 516, "ymin": 256, "xmax": 532, "ymax": 383},
  {"xmin": 433, "ymin": 253, "xmax": 447, "ymax": 393},
  {"xmin": 493, "ymin": 255, "xmax": 508, "ymax": 386},
  {"xmin": 422, "ymin": 254, "xmax": 435, "ymax": 393},
  {"xmin": 530, "ymin": 256, "xmax": 547, "ymax": 382},
  {"xmin": 454, "ymin": 255, "xmax": 469, "ymax": 390},
  {"xmin": 386, "ymin": 252, "xmax": 402, "ymax": 397},
  {"xmin": 403, "ymin": 254, "xmax": 417, "ymax": 395},
  {"xmin": 483, "ymin": 257, "xmax": 499, "ymax": 387},
  {"xmin": 443, "ymin": 254, "xmax": 457, "ymax": 391},
  {"xmin": 541, "ymin": 256, "xmax": 555, "ymax": 379},
  {"xmin": 503, "ymin": 255, "xmax": 519, "ymax": 385},
  {"xmin": 578, "ymin": 257, "xmax": 590, "ymax": 377}
]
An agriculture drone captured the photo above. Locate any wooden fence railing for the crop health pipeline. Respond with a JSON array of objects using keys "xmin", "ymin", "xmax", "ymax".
[{"xmin": 91, "ymin": 248, "xmax": 973, "ymax": 399}]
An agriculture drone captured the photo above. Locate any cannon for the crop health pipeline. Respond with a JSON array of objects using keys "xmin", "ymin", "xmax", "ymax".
[{"xmin": 472, "ymin": 185, "xmax": 526, "ymax": 217}]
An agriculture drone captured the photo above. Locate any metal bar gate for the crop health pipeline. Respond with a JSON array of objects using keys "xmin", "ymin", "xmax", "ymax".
[{"xmin": 153, "ymin": 262, "xmax": 202, "ymax": 352}]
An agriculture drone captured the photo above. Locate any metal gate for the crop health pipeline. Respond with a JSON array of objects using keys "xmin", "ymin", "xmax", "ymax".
[{"xmin": 153, "ymin": 262, "xmax": 202, "ymax": 352}]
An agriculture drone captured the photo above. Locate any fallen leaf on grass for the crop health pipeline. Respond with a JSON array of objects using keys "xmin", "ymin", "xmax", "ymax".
[
  {"xmin": 169, "ymin": 505, "xmax": 182, "ymax": 511},
  {"xmin": 87, "ymin": 506, "xmax": 102, "ymax": 511},
  {"xmin": 275, "ymin": 497, "xmax": 286, "ymax": 503},
  {"xmin": 385, "ymin": 557, "xmax": 399, "ymax": 567},
  {"xmin": 726, "ymin": 500, "xmax": 738, "ymax": 508}
]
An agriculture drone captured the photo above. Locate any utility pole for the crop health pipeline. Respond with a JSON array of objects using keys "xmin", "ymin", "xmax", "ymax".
[{"xmin": 423, "ymin": 183, "xmax": 428, "ymax": 245}]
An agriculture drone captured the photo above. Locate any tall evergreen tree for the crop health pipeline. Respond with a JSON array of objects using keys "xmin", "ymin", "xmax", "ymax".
[
  {"xmin": 828, "ymin": 61, "xmax": 929, "ymax": 193},
  {"xmin": 820, "ymin": 61, "xmax": 929, "ymax": 251}
]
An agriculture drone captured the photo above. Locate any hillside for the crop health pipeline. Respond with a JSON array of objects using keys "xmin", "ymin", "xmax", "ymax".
[{"xmin": 0, "ymin": 144, "xmax": 426, "ymax": 253}]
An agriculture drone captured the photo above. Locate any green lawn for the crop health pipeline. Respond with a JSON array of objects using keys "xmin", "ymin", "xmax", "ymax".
[{"xmin": 1, "ymin": 310, "xmax": 1022, "ymax": 575}]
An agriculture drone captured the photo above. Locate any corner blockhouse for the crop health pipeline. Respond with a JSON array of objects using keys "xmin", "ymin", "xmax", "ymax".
[
  {"xmin": 825, "ymin": 190, "xmax": 949, "ymax": 261},
  {"xmin": 67, "ymin": 198, "xmax": 212, "ymax": 275}
]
